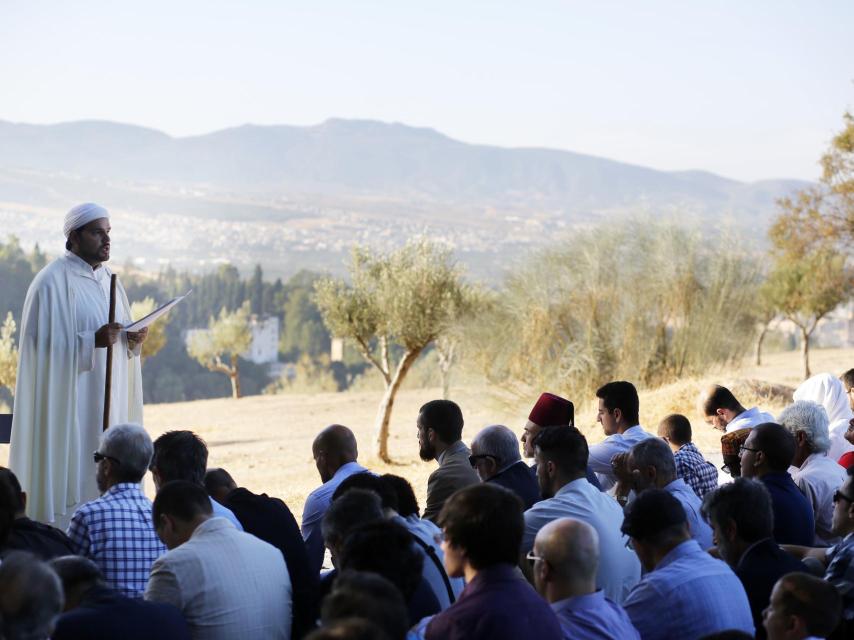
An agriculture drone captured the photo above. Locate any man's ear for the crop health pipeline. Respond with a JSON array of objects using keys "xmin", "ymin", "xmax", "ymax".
[
  {"xmin": 716, "ymin": 408, "xmax": 726, "ymax": 418},
  {"xmin": 19, "ymin": 490, "xmax": 27, "ymax": 511},
  {"xmin": 722, "ymin": 518, "xmax": 738, "ymax": 543},
  {"xmin": 613, "ymin": 408, "xmax": 623, "ymax": 424}
]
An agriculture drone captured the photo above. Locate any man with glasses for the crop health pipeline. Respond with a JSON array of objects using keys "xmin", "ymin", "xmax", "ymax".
[
  {"xmin": 67, "ymin": 423, "xmax": 165, "ymax": 598},
  {"xmin": 469, "ymin": 424, "xmax": 540, "ymax": 509},
  {"xmin": 782, "ymin": 465, "xmax": 854, "ymax": 634},
  {"xmin": 531, "ymin": 517, "xmax": 639, "ymax": 640},
  {"xmin": 739, "ymin": 423, "xmax": 815, "ymax": 546}
]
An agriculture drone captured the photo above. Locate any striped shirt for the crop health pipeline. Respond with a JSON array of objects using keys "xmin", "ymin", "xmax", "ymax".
[
  {"xmin": 674, "ymin": 443, "xmax": 719, "ymax": 498},
  {"xmin": 67, "ymin": 483, "xmax": 166, "ymax": 598}
]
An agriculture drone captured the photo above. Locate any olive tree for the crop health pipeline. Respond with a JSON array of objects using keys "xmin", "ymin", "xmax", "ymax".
[
  {"xmin": 314, "ymin": 240, "xmax": 471, "ymax": 461},
  {"xmin": 0, "ymin": 312, "xmax": 17, "ymax": 396},
  {"xmin": 188, "ymin": 302, "xmax": 253, "ymax": 399}
]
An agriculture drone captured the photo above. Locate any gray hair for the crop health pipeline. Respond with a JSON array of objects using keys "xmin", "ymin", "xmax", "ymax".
[
  {"xmin": 472, "ymin": 425, "xmax": 521, "ymax": 469},
  {"xmin": 778, "ymin": 400, "xmax": 831, "ymax": 454},
  {"xmin": 100, "ymin": 423, "xmax": 153, "ymax": 483},
  {"xmin": 631, "ymin": 437, "xmax": 676, "ymax": 481},
  {"xmin": 0, "ymin": 552, "xmax": 63, "ymax": 640}
]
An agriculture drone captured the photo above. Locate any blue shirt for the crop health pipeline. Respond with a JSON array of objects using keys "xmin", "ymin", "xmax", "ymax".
[
  {"xmin": 759, "ymin": 472, "xmax": 815, "ymax": 546},
  {"xmin": 825, "ymin": 533, "xmax": 854, "ymax": 621},
  {"xmin": 523, "ymin": 478, "xmax": 641, "ymax": 603},
  {"xmin": 663, "ymin": 478, "xmax": 714, "ymax": 550},
  {"xmin": 401, "ymin": 514, "xmax": 465, "ymax": 605},
  {"xmin": 210, "ymin": 497, "xmax": 243, "ymax": 532},
  {"xmin": 67, "ymin": 483, "xmax": 166, "ymax": 598},
  {"xmin": 301, "ymin": 461, "xmax": 369, "ymax": 573},
  {"xmin": 551, "ymin": 590, "xmax": 639, "ymax": 640},
  {"xmin": 623, "ymin": 540, "xmax": 754, "ymax": 640},
  {"xmin": 588, "ymin": 426, "xmax": 655, "ymax": 490}
]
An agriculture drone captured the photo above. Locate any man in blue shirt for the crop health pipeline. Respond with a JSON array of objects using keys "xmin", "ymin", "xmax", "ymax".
[
  {"xmin": 740, "ymin": 423, "xmax": 815, "ymax": 545},
  {"xmin": 150, "ymin": 431, "xmax": 243, "ymax": 532},
  {"xmin": 532, "ymin": 517, "xmax": 639, "ymax": 640},
  {"xmin": 612, "ymin": 437, "xmax": 714, "ymax": 550},
  {"xmin": 622, "ymin": 489, "xmax": 754, "ymax": 640},
  {"xmin": 302, "ymin": 424, "xmax": 369, "ymax": 574}
]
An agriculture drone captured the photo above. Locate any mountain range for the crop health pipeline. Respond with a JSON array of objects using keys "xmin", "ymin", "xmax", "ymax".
[{"xmin": 0, "ymin": 118, "xmax": 809, "ymax": 278}]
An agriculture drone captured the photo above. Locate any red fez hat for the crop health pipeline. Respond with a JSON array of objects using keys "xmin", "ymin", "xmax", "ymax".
[{"xmin": 528, "ymin": 392, "xmax": 574, "ymax": 427}]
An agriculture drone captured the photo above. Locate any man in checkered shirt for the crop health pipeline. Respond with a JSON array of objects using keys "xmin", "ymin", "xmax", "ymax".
[
  {"xmin": 658, "ymin": 414, "xmax": 719, "ymax": 498},
  {"xmin": 67, "ymin": 423, "xmax": 165, "ymax": 598}
]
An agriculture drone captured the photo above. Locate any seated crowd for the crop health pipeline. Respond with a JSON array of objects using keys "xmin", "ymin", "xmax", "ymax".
[{"xmin": 1, "ymin": 370, "xmax": 853, "ymax": 640}]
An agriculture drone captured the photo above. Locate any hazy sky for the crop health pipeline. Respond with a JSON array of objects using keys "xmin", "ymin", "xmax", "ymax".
[{"xmin": 1, "ymin": 1, "xmax": 852, "ymax": 182}]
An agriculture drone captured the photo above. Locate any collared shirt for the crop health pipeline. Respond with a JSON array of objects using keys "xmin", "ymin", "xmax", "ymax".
[
  {"xmin": 825, "ymin": 533, "xmax": 854, "ymax": 621},
  {"xmin": 791, "ymin": 453, "xmax": 847, "ymax": 546},
  {"xmin": 673, "ymin": 442, "xmax": 718, "ymax": 498},
  {"xmin": 523, "ymin": 478, "xmax": 641, "ymax": 603},
  {"xmin": 424, "ymin": 564, "xmax": 562, "ymax": 640},
  {"xmin": 623, "ymin": 540, "xmax": 754, "ymax": 640},
  {"xmin": 550, "ymin": 590, "xmax": 640, "ymax": 640},
  {"xmin": 759, "ymin": 472, "xmax": 815, "ymax": 546},
  {"xmin": 663, "ymin": 478, "xmax": 714, "ymax": 550},
  {"xmin": 588, "ymin": 426, "xmax": 655, "ymax": 490},
  {"xmin": 301, "ymin": 461, "xmax": 369, "ymax": 573},
  {"xmin": 67, "ymin": 483, "xmax": 166, "ymax": 598},
  {"xmin": 403, "ymin": 514, "xmax": 465, "ymax": 602},
  {"xmin": 726, "ymin": 407, "xmax": 774, "ymax": 434}
]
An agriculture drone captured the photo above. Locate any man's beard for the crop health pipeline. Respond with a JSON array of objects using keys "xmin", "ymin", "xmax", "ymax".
[{"xmin": 419, "ymin": 442, "xmax": 436, "ymax": 461}]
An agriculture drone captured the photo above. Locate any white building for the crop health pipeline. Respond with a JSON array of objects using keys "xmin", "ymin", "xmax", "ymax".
[{"xmin": 184, "ymin": 314, "xmax": 280, "ymax": 365}]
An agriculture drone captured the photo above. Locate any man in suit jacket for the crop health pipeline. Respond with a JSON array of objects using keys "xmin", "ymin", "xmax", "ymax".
[
  {"xmin": 417, "ymin": 400, "xmax": 479, "ymax": 523},
  {"xmin": 701, "ymin": 477, "xmax": 807, "ymax": 640},
  {"xmin": 205, "ymin": 468, "xmax": 318, "ymax": 639},
  {"xmin": 470, "ymin": 425, "xmax": 540, "ymax": 509},
  {"xmin": 51, "ymin": 555, "xmax": 190, "ymax": 640},
  {"xmin": 145, "ymin": 481, "xmax": 292, "ymax": 640}
]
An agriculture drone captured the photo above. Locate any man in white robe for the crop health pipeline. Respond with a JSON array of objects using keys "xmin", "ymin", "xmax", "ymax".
[{"xmin": 9, "ymin": 203, "xmax": 147, "ymax": 526}]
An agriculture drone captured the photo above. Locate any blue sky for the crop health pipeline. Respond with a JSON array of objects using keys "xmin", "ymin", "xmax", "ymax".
[{"xmin": 1, "ymin": 0, "xmax": 852, "ymax": 181}]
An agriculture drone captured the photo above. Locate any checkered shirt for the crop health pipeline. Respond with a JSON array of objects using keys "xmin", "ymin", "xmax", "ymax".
[
  {"xmin": 67, "ymin": 483, "xmax": 166, "ymax": 598},
  {"xmin": 674, "ymin": 443, "xmax": 719, "ymax": 499},
  {"xmin": 826, "ymin": 533, "xmax": 854, "ymax": 621}
]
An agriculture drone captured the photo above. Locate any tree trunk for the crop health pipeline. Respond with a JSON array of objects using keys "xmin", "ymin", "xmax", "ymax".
[
  {"xmin": 755, "ymin": 323, "xmax": 769, "ymax": 366},
  {"xmin": 436, "ymin": 340, "xmax": 456, "ymax": 400},
  {"xmin": 373, "ymin": 349, "xmax": 420, "ymax": 462},
  {"xmin": 230, "ymin": 354, "xmax": 241, "ymax": 399},
  {"xmin": 800, "ymin": 327, "xmax": 811, "ymax": 380}
]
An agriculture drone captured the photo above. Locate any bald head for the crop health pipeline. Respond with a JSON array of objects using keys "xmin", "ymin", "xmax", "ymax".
[
  {"xmin": 313, "ymin": 425, "xmax": 359, "ymax": 483},
  {"xmin": 532, "ymin": 518, "xmax": 599, "ymax": 602}
]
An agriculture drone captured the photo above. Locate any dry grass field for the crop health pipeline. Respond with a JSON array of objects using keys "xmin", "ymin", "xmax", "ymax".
[{"xmin": 2, "ymin": 347, "xmax": 851, "ymax": 525}]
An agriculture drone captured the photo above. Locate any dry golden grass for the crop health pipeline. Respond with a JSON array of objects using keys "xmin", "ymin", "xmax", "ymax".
[{"xmin": 1, "ymin": 347, "xmax": 851, "ymax": 525}]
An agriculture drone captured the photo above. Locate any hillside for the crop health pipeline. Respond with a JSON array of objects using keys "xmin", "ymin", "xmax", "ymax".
[
  {"xmin": 2, "ymin": 347, "xmax": 849, "ymax": 524},
  {"xmin": 0, "ymin": 118, "xmax": 809, "ymax": 279}
]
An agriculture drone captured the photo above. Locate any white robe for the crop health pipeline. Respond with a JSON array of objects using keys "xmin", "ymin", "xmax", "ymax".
[
  {"xmin": 793, "ymin": 373, "xmax": 854, "ymax": 462},
  {"xmin": 9, "ymin": 252, "xmax": 143, "ymax": 524}
]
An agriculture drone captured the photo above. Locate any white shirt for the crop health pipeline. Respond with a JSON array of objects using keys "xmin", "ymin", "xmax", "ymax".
[
  {"xmin": 725, "ymin": 407, "xmax": 774, "ymax": 434},
  {"xmin": 146, "ymin": 517, "xmax": 291, "ymax": 640},
  {"xmin": 523, "ymin": 478, "xmax": 641, "ymax": 603},
  {"xmin": 588, "ymin": 425, "xmax": 655, "ymax": 490},
  {"xmin": 791, "ymin": 452, "xmax": 847, "ymax": 546}
]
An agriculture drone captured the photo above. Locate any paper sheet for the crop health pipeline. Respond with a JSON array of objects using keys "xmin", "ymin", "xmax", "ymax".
[{"xmin": 124, "ymin": 290, "xmax": 191, "ymax": 332}]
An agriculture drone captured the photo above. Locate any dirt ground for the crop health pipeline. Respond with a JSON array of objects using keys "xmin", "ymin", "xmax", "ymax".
[{"xmin": 2, "ymin": 347, "xmax": 851, "ymax": 525}]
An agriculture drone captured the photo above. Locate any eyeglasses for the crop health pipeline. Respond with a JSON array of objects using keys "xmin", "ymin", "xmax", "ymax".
[
  {"xmin": 93, "ymin": 451, "xmax": 121, "ymax": 465},
  {"xmin": 468, "ymin": 454, "xmax": 496, "ymax": 468},
  {"xmin": 624, "ymin": 537, "xmax": 635, "ymax": 551},
  {"xmin": 738, "ymin": 445, "xmax": 759, "ymax": 457},
  {"xmin": 525, "ymin": 550, "xmax": 544, "ymax": 566},
  {"xmin": 833, "ymin": 490, "xmax": 854, "ymax": 504}
]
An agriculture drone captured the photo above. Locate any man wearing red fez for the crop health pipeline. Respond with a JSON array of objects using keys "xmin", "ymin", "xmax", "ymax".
[{"xmin": 522, "ymin": 393, "xmax": 602, "ymax": 491}]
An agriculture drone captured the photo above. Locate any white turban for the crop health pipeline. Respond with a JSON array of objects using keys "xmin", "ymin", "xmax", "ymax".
[{"xmin": 63, "ymin": 202, "xmax": 110, "ymax": 238}]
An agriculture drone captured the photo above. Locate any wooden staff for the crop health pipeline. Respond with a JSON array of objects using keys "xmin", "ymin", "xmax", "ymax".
[{"xmin": 103, "ymin": 274, "xmax": 117, "ymax": 431}]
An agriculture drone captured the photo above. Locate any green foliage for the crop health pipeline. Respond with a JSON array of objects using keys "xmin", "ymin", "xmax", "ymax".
[
  {"xmin": 129, "ymin": 297, "xmax": 170, "ymax": 362},
  {"xmin": 187, "ymin": 302, "xmax": 253, "ymax": 398},
  {"xmin": 465, "ymin": 221, "xmax": 762, "ymax": 405},
  {"xmin": 266, "ymin": 354, "xmax": 345, "ymax": 394},
  {"xmin": 0, "ymin": 312, "xmax": 17, "ymax": 395},
  {"xmin": 280, "ymin": 279, "xmax": 331, "ymax": 361}
]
